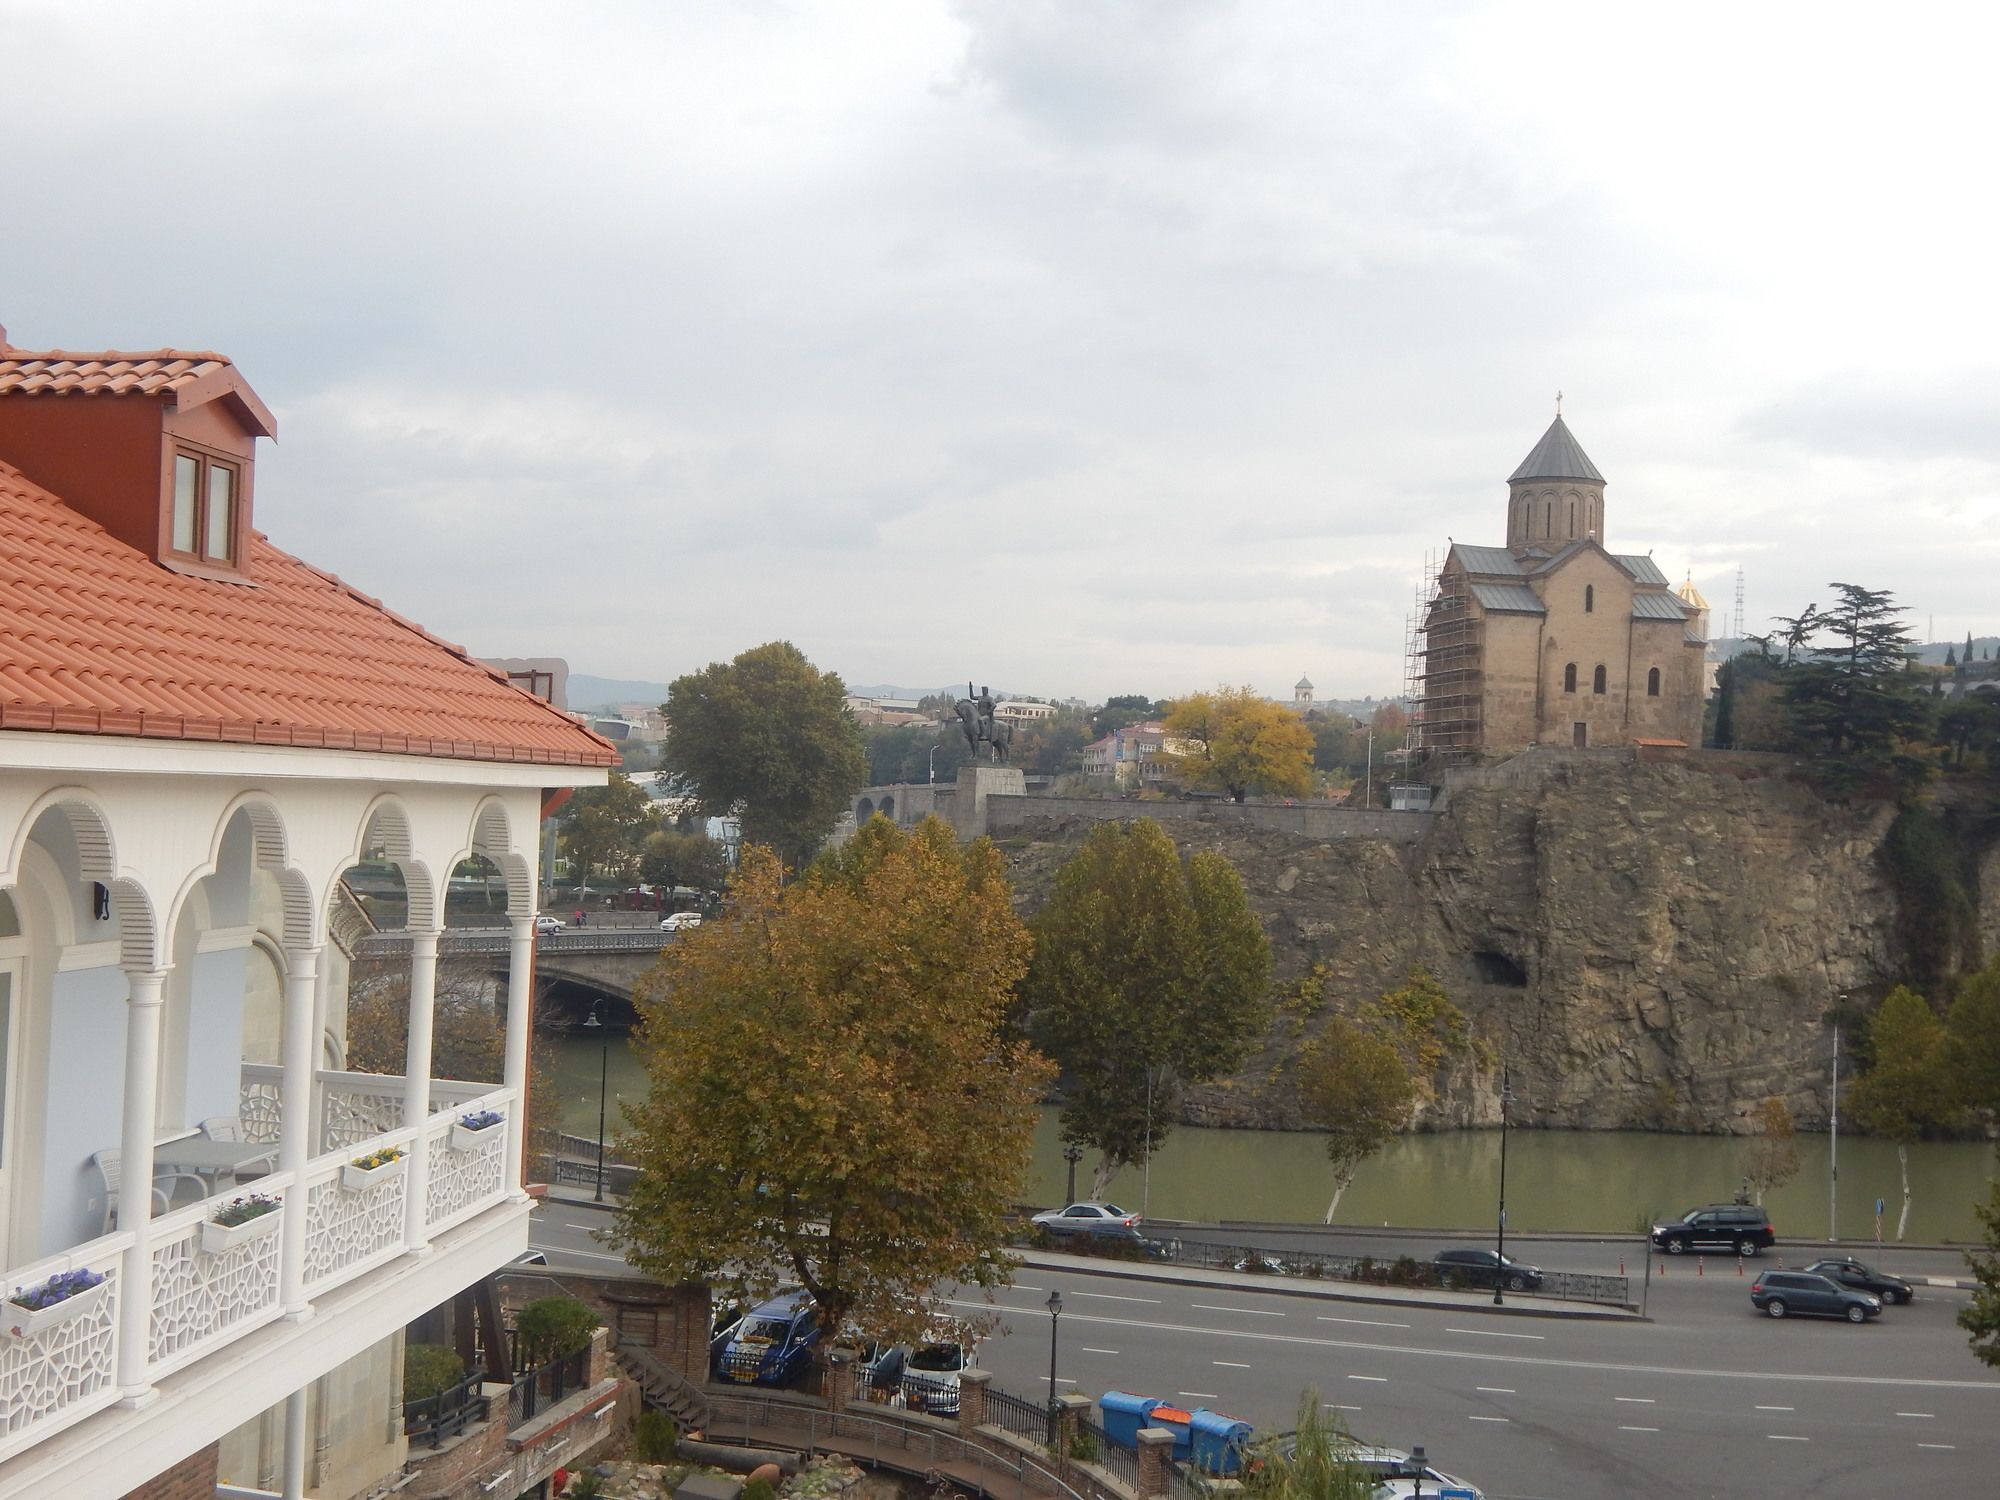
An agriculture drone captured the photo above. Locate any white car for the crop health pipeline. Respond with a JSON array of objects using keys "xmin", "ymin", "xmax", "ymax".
[
  {"xmin": 660, "ymin": 911, "xmax": 703, "ymax": 931},
  {"xmin": 533, "ymin": 914, "xmax": 566, "ymax": 935},
  {"xmin": 1030, "ymin": 1201, "xmax": 1139, "ymax": 1236}
]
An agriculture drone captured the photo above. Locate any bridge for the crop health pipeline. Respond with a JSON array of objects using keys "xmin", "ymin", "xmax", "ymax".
[{"xmin": 354, "ymin": 926, "xmax": 673, "ymax": 1003}]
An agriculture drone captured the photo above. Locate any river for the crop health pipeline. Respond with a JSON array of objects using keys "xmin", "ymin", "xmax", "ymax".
[{"xmin": 549, "ymin": 1034, "xmax": 1998, "ymax": 1243}]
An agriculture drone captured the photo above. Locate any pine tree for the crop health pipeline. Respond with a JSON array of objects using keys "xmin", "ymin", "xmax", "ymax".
[
  {"xmin": 1947, "ymin": 646, "xmax": 1958, "ymax": 667},
  {"xmin": 1780, "ymin": 583, "xmax": 1933, "ymax": 785}
]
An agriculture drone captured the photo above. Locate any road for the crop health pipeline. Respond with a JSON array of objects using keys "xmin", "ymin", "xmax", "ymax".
[{"xmin": 528, "ymin": 1203, "xmax": 1998, "ymax": 1499}]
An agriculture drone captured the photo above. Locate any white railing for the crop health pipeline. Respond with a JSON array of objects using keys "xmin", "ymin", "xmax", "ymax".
[
  {"xmin": 0, "ymin": 1076, "xmax": 520, "ymax": 1464},
  {"xmin": 239, "ymin": 1065, "xmax": 494, "ymax": 1152},
  {"xmin": 0, "ymin": 1229, "xmax": 131, "ymax": 1460},
  {"xmin": 146, "ymin": 1173, "xmax": 293, "ymax": 1380}
]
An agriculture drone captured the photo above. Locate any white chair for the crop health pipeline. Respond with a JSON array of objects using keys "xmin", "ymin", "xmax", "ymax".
[
  {"xmin": 91, "ymin": 1149, "xmax": 208, "ymax": 1233},
  {"xmin": 198, "ymin": 1116, "xmax": 241, "ymax": 1141}
]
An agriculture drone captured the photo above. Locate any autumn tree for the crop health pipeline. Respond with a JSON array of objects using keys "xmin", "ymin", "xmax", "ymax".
[
  {"xmin": 612, "ymin": 822, "xmax": 1050, "ymax": 1349},
  {"xmin": 1850, "ymin": 985, "xmax": 1959, "ymax": 1240},
  {"xmin": 1020, "ymin": 819, "xmax": 1270, "ymax": 1194},
  {"xmin": 661, "ymin": 641, "xmax": 869, "ymax": 867},
  {"xmin": 1947, "ymin": 958, "xmax": 2000, "ymax": 1117},
  {"xmin": 1960, "ymin": 1177, "xmax": 2000, "ymax": 1368},
  {"xmin": 638, "ymin": 828, "xmax": 731, "ymax": 894},
  {"xmin": 555, "ymin": 770, "xmax": 660, "ymax": 891},
  {"xmin": 1163, "ymin": 687, "xmax": 1315, "ymax": 801},
  {"xmin": 1740, "ymin": 1097, "xmax": 1801, "ymax": 1205},
  {"xmin": 1293, "ymin": 1015, "xmax": 1416, "ymax": 1224}
]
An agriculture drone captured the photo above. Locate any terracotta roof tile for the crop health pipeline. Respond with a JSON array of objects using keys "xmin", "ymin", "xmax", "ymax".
[
  {"xmin": 0, "ymin": 349, "xmax": 232, "ymax": 398},
  {"xmin": 0, "ymin": 458, "xmax": 617, "ymax": 768}
]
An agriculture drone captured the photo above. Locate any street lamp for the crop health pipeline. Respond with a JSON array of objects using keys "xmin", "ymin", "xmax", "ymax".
[
  {"xmin": 1062, "ymin": 1143, "xmax": 1083, "ymax": 1205},
  {"xmin": 1045, "ymin": 1289, "xmax": 1063, "ymax": 1443},
  {"xmin": 1493, "ymin": 1065, "xmax": 1512, "ymax": 1306},
  {"xmin": 582, "ymin": 999, "xmax": 611, "ymax": 1203},
  {"xmin": 929, "ymin": 744, "xmax": 938, "ymax": 784},
  {"xmin": 1409, "ymin": 1445, "xmax": 1426, "ymax": 1500}
]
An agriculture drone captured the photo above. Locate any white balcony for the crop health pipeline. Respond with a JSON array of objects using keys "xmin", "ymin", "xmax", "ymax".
[{"xmin": 0, "ymin": 1069, "xmax": 523, "ymax": 1498}]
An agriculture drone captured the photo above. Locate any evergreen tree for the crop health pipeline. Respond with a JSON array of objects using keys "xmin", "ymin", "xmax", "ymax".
[
  {"xmin": 1946, "ymin": 646, "xmax": 1958, "ymax": 668},
  {"xmin": 1780, "ymin": 583, "xmax": 1933, "ymax": 787},
  {"xmin": 1967, "ymin": 631, "xmax": 1977, "ymax": 669}
]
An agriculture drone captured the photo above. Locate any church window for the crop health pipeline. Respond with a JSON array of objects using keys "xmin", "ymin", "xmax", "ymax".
[
  {"xmin": 1570, "ymin": 501, "xmax": 1576, "ymax": 533},
  {"xmin": 1543, "ymin": 502, "xmax": 1551, "ymax": 536},
  {"xmin": 1585, "ymin": 584, "xmax": 1595, "ymax": 613},
  {"xmin": 1647, "ymin": 667, "xmax": 1661, "ymax": 697},
  {"xmin": 1592, "ymin": 665, "xmax": 1607, "ymax": 694},
  {"xmin": 1563, "ymin": 663, "xmax": 1577, "ymax": 693}
]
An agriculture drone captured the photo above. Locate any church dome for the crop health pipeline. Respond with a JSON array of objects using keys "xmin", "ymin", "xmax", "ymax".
[
  {"xmin": 1509, "ymin": 414, "xmax": 1604, "ymax": 484},
  {"xmin": 1675, "ymin": 575, "xmax": 1711, "ymax": 611}
]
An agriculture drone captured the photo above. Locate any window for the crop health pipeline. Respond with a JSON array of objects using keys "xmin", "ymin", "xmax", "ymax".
[
  {"xmin": 168, "ymin": 449, "xmax": 238, "ymax": 564},
  {"xmin": 1647, "ymin": 667, "xmax": 1661, "ymax": 697},
  {"xmin": 1572, "ymin": 722, "xmax": 1587, "ymax": 747},
  {"xmin": 1570, "ymin": 501, "xmax": 1576, "ymax": 533},
  {"xmin": 1563, "ymin": 663, "xmax": 1577, "ymax": 693},
  {"xmin": 1585, "ymin": 584, "xmax": 1595, "ymax": 613},
  {"xmin": 1593, "ymin": 665, "xmax": 1607, "ymax": 694},
  {"xmin": 1543, "ymin": 502, "xmax": 1551, "ymax": 536}
]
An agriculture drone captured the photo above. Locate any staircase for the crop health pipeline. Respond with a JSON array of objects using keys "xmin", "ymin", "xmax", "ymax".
[{"xmin": 616, "ymin": 1338, "xmax": 712, "ymax": 1431}]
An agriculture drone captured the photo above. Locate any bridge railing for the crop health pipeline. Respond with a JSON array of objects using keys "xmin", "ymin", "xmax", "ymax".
[{"xmin": 353, "ymin": 928, "xmax": 675, "ymax": 958}]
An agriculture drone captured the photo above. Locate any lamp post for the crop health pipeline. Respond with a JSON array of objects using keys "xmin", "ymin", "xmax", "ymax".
[
  {"xmin": 1494, "ymin": 1065, "xmax": 1512, "ymax": 1306},
  {"xmin": 1409, "ymin": 1445, "xmax": 1426, "ymax": 1500},
  {"xmin": 929, "ymin": 744, "xmax": 938, "ymax": 784},
  {"xmin": 1045, "ymin": 1289, "xmax": 1063, "ymax": 1443},
  {"xmin": 582, "ymin": 1000, "xmax": 611, "ymax": 1203},
  {"xmin": 1063, "ymin": 1142, "xmax": 1083, "ymax": 1205}
]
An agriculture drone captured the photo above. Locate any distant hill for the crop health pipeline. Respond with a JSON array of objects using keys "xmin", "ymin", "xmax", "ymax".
[{"xmin": 567, "ymin": 674, "xmax": 671, "ymax": 712}]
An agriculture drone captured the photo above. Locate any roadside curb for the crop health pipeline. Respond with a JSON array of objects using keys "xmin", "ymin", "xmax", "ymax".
[{"xmin": 1008, "ymin": 1247, "xmax": 1645, "ymax": 1321}]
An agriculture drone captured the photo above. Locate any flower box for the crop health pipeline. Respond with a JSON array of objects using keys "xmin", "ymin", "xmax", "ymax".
[
  {"xmin": 448, "ymin": 1117, "xmax": 504, "ymax": 1153},
  {"xmin": 340, "ymin": 1155, "xmax": 407, "ymax": 1192},
  {"xmin": 200, "ymin": 1207, "xmax": 284, "ymax": 1256},
  {"xmin": 4, "ymin": 1273, "xmax": 109, "ymax": 1340}
]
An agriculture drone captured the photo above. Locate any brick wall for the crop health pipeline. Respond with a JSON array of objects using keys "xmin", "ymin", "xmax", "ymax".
[{"xmin": 121, "ymin": 1442, "xmax": 218, "ymax": 1500}]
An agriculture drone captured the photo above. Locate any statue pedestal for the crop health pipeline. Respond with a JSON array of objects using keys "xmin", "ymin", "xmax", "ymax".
[{"xmin": 952, "ymin": 763, "xmax": 1025, "ymax": 840}]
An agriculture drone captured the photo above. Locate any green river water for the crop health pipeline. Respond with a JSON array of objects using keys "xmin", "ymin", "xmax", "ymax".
[{"xmin": 550, "ymin": 1035, "xmax": 1999, "ymax": 1243}]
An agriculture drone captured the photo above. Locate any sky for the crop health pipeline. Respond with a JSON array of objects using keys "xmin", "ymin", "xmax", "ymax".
[{"xmin": 3, "ymin": 1, "xmax": 1997, "ymax": 704}]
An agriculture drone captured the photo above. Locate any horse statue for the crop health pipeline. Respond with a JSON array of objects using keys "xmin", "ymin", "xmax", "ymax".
[{"xmin": 953, "ymin": 682, "xmax": 1013, "ymax": 763}]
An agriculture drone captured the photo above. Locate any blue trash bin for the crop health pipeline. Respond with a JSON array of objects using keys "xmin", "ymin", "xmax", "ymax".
[
  {"xmin": 1188, "ymin": 1409, "xmax": 1254, "ymax": 1476},
  {"xmin": 1097, "ymin": 1392, "xmax": 1165, "ymax": 1451}
]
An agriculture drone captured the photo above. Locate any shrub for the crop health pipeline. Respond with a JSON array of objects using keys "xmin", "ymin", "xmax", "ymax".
[
  {"xmin": 517, "ymin": 1297, "xmax": 600, "ymax": 1363},
  {"xmin": 743, "ymin": 1479, "xmax": 777, "ymax": 1500},
  {"xmin": 404, "ymin": 1343, "xmax": 466, "ymax": 1402},
  {"xmin": 210, "ymin": 1193, "xmax": 281, "ymax": 1228},
  {"xmin": 632, "ymin": 1410, "xmax": 678, "ymax": 1463},
  {"xmin": 1067, "ymin": 1430, "xmax": 1101, "ymax": 1462}
]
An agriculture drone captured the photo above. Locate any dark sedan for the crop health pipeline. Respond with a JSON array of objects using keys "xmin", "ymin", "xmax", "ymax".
[
  {"xmin": 1803, "ymin": 1256, "xmax": 1915, "ymax": 1305},
  {"xmin": 1433, "ymin": 1248, "xmax": 1544, "ymax": 1292},
  {"xmin": 712, "ymin": 1289, "xmax": 822, "ymax": 1386}
]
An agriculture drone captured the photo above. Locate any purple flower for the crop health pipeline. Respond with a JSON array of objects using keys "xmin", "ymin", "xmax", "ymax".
[
  {"xmin": 459, "ymin": 1110, "xmax": 504, "ymax": 1131},
  {"xmin": 10, "ymin": 1268, "xmax": 106, "ymax": 1311}
]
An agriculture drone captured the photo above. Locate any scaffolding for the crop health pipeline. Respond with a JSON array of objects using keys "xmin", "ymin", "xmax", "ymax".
[{"xmin": 1410, "ymin": 548, "xmax": 1482, "ymax": 764}]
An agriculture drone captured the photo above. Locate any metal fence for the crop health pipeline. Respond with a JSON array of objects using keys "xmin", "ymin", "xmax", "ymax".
[
  {"xmin": 985, "ymin": 1386, "xmax": 1053, "ymax": 1444},
  {"xmin": 1136, "ymin": 1236, "xmax": 1631, "ymax": 1308},
  {"xmin": 1078, "ymin": 1417, "xmax": 1138, "ymax": 1491},
  {"xmin": 507, "ymin": 1347, "xmax": 591, "ymax": 1428},
  {"xmin": 404, "ymin": 1371, "xmax": 490, "ymax": 1448}
]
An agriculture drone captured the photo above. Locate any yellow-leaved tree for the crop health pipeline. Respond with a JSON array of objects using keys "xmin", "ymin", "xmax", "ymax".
[
  {"xmin": 612, "ymin": 817, "xmax": 1052, "ymax": 1349},
  {"xmin": 1163, "ymin": 686, "xmax": 1315, "ymax": 802}
]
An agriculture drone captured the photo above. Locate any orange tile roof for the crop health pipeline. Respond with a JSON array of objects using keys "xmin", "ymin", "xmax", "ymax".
[
  {"xmin": 0, "ymin": 458, "xmax": 618, "ymax": 768},
  {"xmin": 0, "ymin": 349, "xmax": 233, "ymax": 398}
]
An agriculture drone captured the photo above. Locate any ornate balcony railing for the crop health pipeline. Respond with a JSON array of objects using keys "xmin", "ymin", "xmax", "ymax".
[{"xmin": 0, "ymin": 1080, "xmax": 517, "ymax": 1465}]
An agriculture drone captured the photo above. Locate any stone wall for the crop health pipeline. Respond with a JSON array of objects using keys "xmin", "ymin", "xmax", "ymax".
[
  {"xmin": 986, "ymin": 796, "xmax": 1433, "ymax": 844},
  {"xmin": 997, "ymin": 753, "xmax": 1947, "ymax": 1133}
]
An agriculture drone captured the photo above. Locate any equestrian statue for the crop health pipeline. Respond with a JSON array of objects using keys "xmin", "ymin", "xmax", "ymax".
[{"xmin": 953, "ymin": 681, "xmax": 1013, "ymax": 764}]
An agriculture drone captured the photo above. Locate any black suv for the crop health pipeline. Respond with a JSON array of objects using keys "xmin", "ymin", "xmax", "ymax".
[
  {"xmin": 1802, "ymin": 1257, "xmax": 1914, "ymax": 1305},
  {"xmin": 1649, "ymin": 1203, "xmax": 1775, "ymax": 1256},
  {"xmin": 1433, "ymin": 1248, "xmax": 1544, "ymax": 1292},
  {"xmin": 1750, "ymin": 1269, "xmax": 1881, "ymax": 1323}
]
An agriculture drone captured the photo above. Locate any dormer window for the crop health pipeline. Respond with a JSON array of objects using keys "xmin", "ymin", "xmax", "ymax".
[{"xmin": 170, "ymin": 449, "xmax": 238, "ymax": 564}]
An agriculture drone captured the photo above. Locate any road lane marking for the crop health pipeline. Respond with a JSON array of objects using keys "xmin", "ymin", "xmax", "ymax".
[
  {"xmin": 1191, "ymin": 1303, "xmax": 1286, "ymax": 1317},
  {"xmin": 537, "ymin": 1248, "xmax": 630, "ymax": 1264},
  {"xmin": 1074, "ymin": 1291, "xmax": 1159, "ymax": 1304},
  {"xmin": 1468, "ymin": 1416, "xmax": 1509, "ymax": 1423},
  {"xmin": 1614, "ymin": 1397, "xmax": 1656, "ymax": 1404},
  {"xmin": 1755, "ymin": 1405, "xmax": 1793, "ymax": 1412},
  {"xmin": 1179, "ymin": 1391, "xmax": 1218, "ymax": 1400},
  {"xmin": 944, "ymin": 1299, "xmax": 2000, "ymax": 1391},
  {"xmin": 1214, "ymin": 1361, "xmax": 1252, "ymax": 1369},
  {"xmin": 1618, "ymin": 1425, "xmax": 1659, "ymax": 1433},
  {"xmin": 1040, "ymin": 1377, "xmax": 1076, "ymax": 1385},
  {"xmin": 1475, "ymin": 1387, "xmax": 1514, "ymax": 1394},
  {"xmin": 1081, "ymin": 1348, "xmax": 1120, "ymax": 1355},
  {"xmin": 1347, "ymin": 1375, "xmax": 1387, "ymax": 1383},
  {"xmin": 1768, "ymin": 1435, "xmax": 1809, "ymax": 1442},
  {"xmin": 1445, "ymin": 1327, "xmax": 1545, "ymax": 1340},
  {"xmin": 1896, "ymin": 1412, "xmax": 1935, "ymax": 1418},
  {"xmin": 1317, "ymin": 1315, "xmax": 1411, "ymax": 1329},
  {"xmin": 1012, "ymin": 1285, "xmax": 1044, "ymax": 1293},
  {"xmin": 1918, "ymin": 1443, "xmax": 1956, "ymax": 1450},
  {"xmin": 1324, "ymin": 1403, "xmax": 1363, "ymax": 1412}
]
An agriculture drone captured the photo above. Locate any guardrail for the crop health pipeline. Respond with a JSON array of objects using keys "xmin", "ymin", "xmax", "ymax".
[{"xmin": 354, "ymin": 927, "xmax": 674, "ymax": 957}]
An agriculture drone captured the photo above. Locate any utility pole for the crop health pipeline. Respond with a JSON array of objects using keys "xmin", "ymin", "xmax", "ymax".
[{"xmin": 1829, "ymin": 1024, "xmax": 1840, "ymax": 1242}]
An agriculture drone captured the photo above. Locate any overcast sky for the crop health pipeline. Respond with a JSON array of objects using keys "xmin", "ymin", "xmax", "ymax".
[{"xmin": 4, "ymin": 1, "xmax": 1996, "ymax": 703}]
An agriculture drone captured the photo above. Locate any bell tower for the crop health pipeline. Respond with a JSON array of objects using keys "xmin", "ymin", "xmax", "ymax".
[{"xmin": 1505, "ymin": 408, "xmax": 1606, "ymax": 553}]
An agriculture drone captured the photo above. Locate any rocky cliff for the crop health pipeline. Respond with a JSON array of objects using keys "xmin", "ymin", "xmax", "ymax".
[{"xmin": 997, "ymin": 755, "xmax": 1993, "ymax": 1134}]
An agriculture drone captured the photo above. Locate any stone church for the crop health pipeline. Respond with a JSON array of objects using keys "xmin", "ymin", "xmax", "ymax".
[{"xmin": 1417, "ymin": 413, "xmax": 1706, "ymax": 760}]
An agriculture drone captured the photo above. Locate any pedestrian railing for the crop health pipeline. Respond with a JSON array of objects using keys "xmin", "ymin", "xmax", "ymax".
[
  {"xmin": 506, "ymin": 1346, "xmax": 590, "ymax": 1429},
  {"xmin": 404, "ymin": 1371, "xmax": 490, "ymax": 1448},
  {"xmin": 984, "ymin": 1386, "xmax": 1053, "ymax": 1444}
]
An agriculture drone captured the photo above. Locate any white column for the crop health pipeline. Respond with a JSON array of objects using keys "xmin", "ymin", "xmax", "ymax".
[
  {"xmin": 115, "ymin": 968, "xmax": 167, "ymax": 1402},
  {"xmin": 402, "ymin": 929, "xmax": 440, "ymax": 1254},
  {"xmin": 280, "ymin": 1384, "xmax": 308, "ymax": 1500},
  {"xmin": 278, "ymin": 945, "xmax": 321, "ymax": 1319},
  {"xmin": 503, "ymin": 915, "xmax": 535, "ymax": 1201}
]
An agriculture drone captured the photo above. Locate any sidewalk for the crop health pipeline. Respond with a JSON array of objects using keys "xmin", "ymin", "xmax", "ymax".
[{"xmin": 1011, "ymin": 1243, "xmax": 1644, "ymax": 1320}]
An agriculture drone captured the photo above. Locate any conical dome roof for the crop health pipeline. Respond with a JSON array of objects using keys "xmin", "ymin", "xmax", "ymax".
[
  {"xmin": 1509, "ymin": 414, "xmax": 1604, "ymax": 484},
  {"xmin": 1676, "ymin": 575, "xmax": 1710, "ymax": 611}
]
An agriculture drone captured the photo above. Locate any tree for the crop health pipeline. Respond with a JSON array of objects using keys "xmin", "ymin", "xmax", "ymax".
[
  {"xmin": 1946, "ymin": 958, "xmax": 2000, "ymax": 1116},
  {"xmin": 1092, "ymin": 695, "xmax": 1159, "ymax": 738},
  {"xmin": 1016, "ymin": 711, "xmax": 1092, "ymax": 775},
  {"xmin": 556, "ymin": 771, "xmax": 660, "ymax": 891},
  {"xmin": 1163, "ymin": 686, "xmax": 1315, "ymax": 802},
  {"xmin": 1947, "ymin": 646, "xmax": 1959, "ymax": 668},
  {"xmin": 638, "ymin": 828, "xmax": 731, "ymax": 894},
  {"xmin": 613, "ymin": 822, "xmax": 1050, "ymax": 1349},
  {"xmin": 1849, "ymin": 985, "xmax": 1959, "ymax": 1240},
  {"xmin": 1242, "ymin": 1390, "xmax": 1372, "ymax": 1500},
  {"xmin": 1740, "ymin": 1097, "xmax": 1801, "ymax": 1205},
  {"xmin": 1959, "ymin": 1176, "xmax": 2000, "ymax": 1368},
  {"xmin": 1293, "ymin": 1015, "xmax": 1417, "ymax": 1223},
  {"xmin": 1780, "ymin": 583, "xmax": 1933, "ymax": 787},
  {"xmin": 661, "ymin": 641, "xmax": 868, "ymax": 867},
  {"xmin": 1020, "ymin": 819, "xmax": 1270, "ymax": 1193},
  {"xmin": 862, "ymin": 722, "xmax": 968, "ymax": 786}
]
